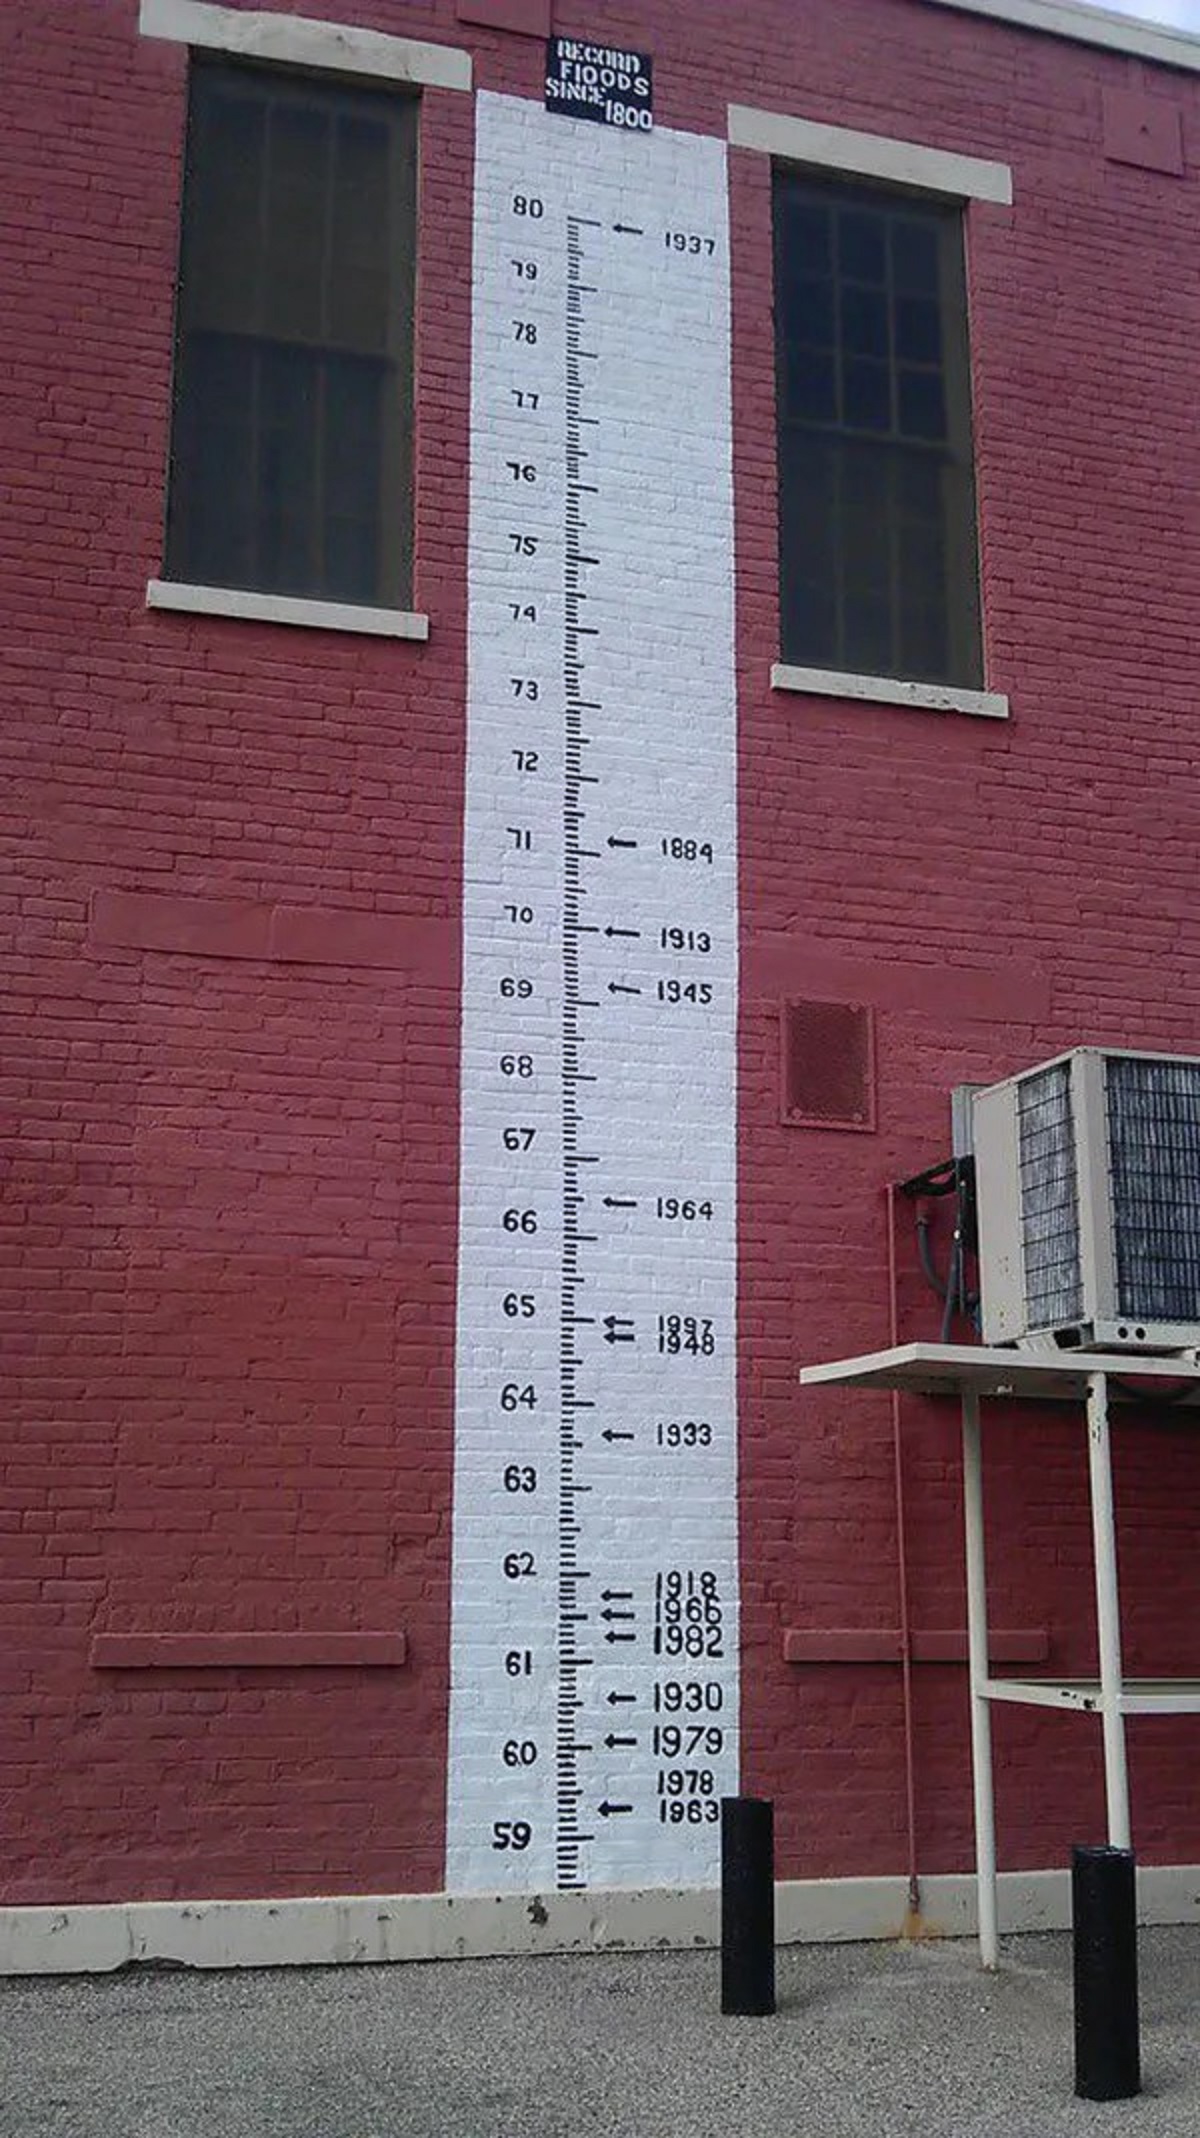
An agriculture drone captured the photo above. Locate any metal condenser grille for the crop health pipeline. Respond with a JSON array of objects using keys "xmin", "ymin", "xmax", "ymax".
[
  {"xmin": 1108, "ymin": 1055, "xmax": 1200, "ymax": 1322},
  {"xmin": 1019, "ymin": 1062, "xmax": 1083, "ymax": 1329}
]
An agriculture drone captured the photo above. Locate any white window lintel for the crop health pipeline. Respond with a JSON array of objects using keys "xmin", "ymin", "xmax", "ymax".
[
  {"xmin": 138, "ymin": 0, "xmax": 472, "ymax": 92},
  {"xmin": 925, "ymin": 0, "xmax": 1200, "ymax": 78},
  {"xmin": 771, "ymin": 663, "xmax": 1009, "ymax": 721},
  {"xmin": 146, "ymin": 580, "xmax": 431, "ymax": 640},
  {"xmin": 728, "ymin": 104, "xmax": 1013, "ymax": 206}
]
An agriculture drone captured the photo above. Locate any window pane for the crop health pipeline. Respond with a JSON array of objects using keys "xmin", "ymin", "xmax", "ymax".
[
  {"xmin": 787, "ymin": 277, "xmax": 835, "ymax": 348},
  {"xmin": 839, "ymin": 443, "xmax": 892, "ymax": 673},
  {"xmin": 841, "ymin": 465, "xmax": 890, "ymax": 592},
  {"xmin": 778, "ymin": 198, "xmax": 832, "ymax": 279},
  {"xmin": 837, "ymin": 208, "xmax": 885, "ymax": 283},
  {"xmin": 329, "ymin": 117, "xmax": 392, "ymax": 354},
  {"xmin": 169, "ymin": 335, "xmax": 257, "ymax": 589},
  {"xmin": 899, "ymin": 601, "xmax": 948, "ymax": 679},
  {"xmin": 257, "ymin": 344, "xmax": 319, "ymax": 593},
  {"xmin": 891, "ymin": 219, "xmax": 940, "ymax": 297},
  {"xmin": 263, "ymin": 105, "xmax": 329, "ymax": 342},
  {"xmin": 781, "ymin": 435, "xmax": 835, "ymax": 559},
  {"xmin": 788, "ymin": 581, "xmax": 838, "ymax": 666},
  {"xmin": 894, "ymin": 295, "xmax": 941, "ymax": 365},
  {"xmin": 897, "ymin": 368, "xmax": 947, "ymax": 441},
  {"xmin": 779, "ymin": 437, "xmax": 837, "ymax": 664},
  {"xmin": 840, "ymin": 284, "xmax": 888, "ymax": 359},
  {"xmin": 184, "ymin": 87, "xmax": 265, "ymax": 332},
  {"xmin": 898, "ymin": 517, "xmax": 945, "ymax": 615},
  {"xmin": 843, "ymin": 592, "xmax": 892, "ymax": 676},
  {"xmin": 324, "ymin": 355, "xmax": 383, "ymax": 601},
  {"xmin": 842, "ymin": 357, "xmax": 890, "ymax": 431},
  {"xmin": 897, "ymin": 452, "xmax": 942, "ymax": 523},
  {"xmin": 783, "ymin": 343, "xmax": 836, "ymax": 423}
]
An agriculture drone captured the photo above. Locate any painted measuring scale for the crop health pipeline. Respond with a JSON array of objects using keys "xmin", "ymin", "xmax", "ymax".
[{"xmin": 448, "ymin": 92, "xmax": 739, "ymax": 1893}]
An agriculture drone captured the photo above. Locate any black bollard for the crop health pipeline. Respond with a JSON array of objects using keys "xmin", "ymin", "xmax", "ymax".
[
  {"xmin": 1072, "ymin": 1844, "xmax": 1140, "ymax": 2101},
  {"xmin": 720, "ymin": 1796, "xmax": 775, "ymax": 2015}
]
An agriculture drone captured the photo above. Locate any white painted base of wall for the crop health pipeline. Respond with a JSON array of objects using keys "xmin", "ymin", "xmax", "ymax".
[{"xmin": 3, "ymin": 1866, "xmax": 1197, "ymax": 1975}]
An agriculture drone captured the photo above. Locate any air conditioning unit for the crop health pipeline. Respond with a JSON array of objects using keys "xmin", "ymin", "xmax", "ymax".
[{"xmin": 972, "ymin": 1047, "xmax": 1200, "ymax": 1353}]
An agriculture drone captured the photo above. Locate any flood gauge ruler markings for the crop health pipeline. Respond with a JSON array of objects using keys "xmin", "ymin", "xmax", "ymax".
[{"xmin": 449, "ymin": 92, "xmax": 739, "ymax": 1894}]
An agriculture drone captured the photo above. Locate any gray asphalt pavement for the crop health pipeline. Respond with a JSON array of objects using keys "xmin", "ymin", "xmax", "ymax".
[{"xmin": 1, "ymin": 1928, "xmax": 1197, "ymax": 2138}]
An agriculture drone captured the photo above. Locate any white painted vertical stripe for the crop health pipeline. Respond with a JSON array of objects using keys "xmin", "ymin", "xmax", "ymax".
[{"xmin": 449, "ymin": 93, "xmax": 739, "ymax": 1894}]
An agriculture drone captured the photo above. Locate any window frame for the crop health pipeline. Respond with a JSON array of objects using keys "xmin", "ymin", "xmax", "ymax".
[
  {"xmin": 772, "ymin": 166, "xmax": 984, "ymax": 694},
  {"xmin": 161, "ymin": 54, "xmax": 418, "ymax": 615}
]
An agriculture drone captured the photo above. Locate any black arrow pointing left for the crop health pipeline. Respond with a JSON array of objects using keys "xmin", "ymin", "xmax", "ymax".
[{"xmin": 603, "ymin": 1315, "xmax": 635, "ymax": 1344}]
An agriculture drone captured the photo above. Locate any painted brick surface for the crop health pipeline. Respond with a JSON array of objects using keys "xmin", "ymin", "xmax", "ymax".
[
  {"xmin": 2, "ymin": 0, "xmax": 1200, "ymax": 1912},
  {"xmin": 449, "ymin": 94, "xmax": 739, "ymax": 1891}
]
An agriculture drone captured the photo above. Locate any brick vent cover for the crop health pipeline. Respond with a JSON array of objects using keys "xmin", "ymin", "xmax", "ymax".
[{"xmin": 781, "ymin": 1000, "xmax": 875, "ymax": 1130}]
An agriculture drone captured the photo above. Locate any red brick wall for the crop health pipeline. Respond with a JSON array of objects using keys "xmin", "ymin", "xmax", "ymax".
[
  {"xmin": 3, "ymin": 0, "xmax": 1200, "ymax": 1904},
  {"xmin": 726, "ymin": 2, "xmax": 1200, "ymax": 1879}
]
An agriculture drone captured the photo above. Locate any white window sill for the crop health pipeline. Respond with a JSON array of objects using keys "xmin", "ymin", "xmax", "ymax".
[
  {"xmin": 770, "ymin": 663, "xmax": 1009, "ymax": 721},
  {"xmin": 146, "ymin": 580, "xmax": 430, "ymax": 641}
]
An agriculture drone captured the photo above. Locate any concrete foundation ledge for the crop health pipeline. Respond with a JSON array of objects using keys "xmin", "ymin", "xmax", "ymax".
[{"xmin": 1, "ymin": 1866, "xmax": 1198, "ymax": 1975}]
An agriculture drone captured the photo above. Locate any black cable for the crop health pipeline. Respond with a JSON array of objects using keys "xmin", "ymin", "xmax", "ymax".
[
  {"xmin": 940, "ymin": 1228, "xmax": 962, "ymax": 1343},
  {"xmin": 910, "ymin": 1168, "xmax": 981, "ymax": 1340},
  {"xmin": 915, "ymin": 1208, "xmax": 949, "ymax": 1302}
]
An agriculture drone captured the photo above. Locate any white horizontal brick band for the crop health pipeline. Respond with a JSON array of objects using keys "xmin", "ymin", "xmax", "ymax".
[
  {"xmin": 771, "ymin": 663, "xmax": 1010, "ymax": 720},
  {"xmin": 924, "ymin": 0, "xmax": 1200, "ymax": 76},
  {"xmin": 138, "ymin": 0, "xmax": 472, "ymax": 92},
  {"xmin": 2, "ymin": 1865, "xmax": 1198, "ymax": 1973},
  {"xmin": 146, "ymin": 580, "xmax": 431, "ymax": 640},
  {"xmin": 728, "ymin": 104, "xmax": 1013, "ymax": 206}
]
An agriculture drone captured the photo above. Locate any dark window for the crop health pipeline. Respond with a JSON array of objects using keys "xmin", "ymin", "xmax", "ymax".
[
  {"xmin": 774, "ymin": 173, "xmax": 981, "ymax": 687},
  {"xmin": 165, "ymin": 62, "xmax": 416, "ymax": 607}
]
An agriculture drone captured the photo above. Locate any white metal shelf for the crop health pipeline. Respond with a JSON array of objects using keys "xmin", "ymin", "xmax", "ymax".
[
  {"xmin": 799, "ymin": 1341, "xmax": 1200, "ymax": 1406},
  {"xmin": 798, "ymin": 1343, "xmax": 1200, "ymax": 1966},
  {"xmin": 985, "ymin": 1678, "xmax": 1200, "ymax": 1717}
]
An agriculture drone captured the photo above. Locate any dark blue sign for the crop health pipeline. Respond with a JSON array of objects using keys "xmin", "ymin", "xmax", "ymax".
[{"xmin": 545, "ymin": 37, "xmax": 653, "ymax": 131}]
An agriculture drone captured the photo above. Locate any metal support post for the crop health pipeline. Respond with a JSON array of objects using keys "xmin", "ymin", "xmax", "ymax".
[
  {"xmin": 1084, "ymin": 1374, "xmax": 1131, "ymax": 1849},
  {"xmin": 961, "ymin": 1388, "xmax": 999, "ymax": 1969},
  {"xmin": 1072, "ymin": 1843, "xmax": 1140, "ymax": 2100},
  {"xmin": 720, "ymin": 1797, "xmax": 775, "ymax": 2015}
]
